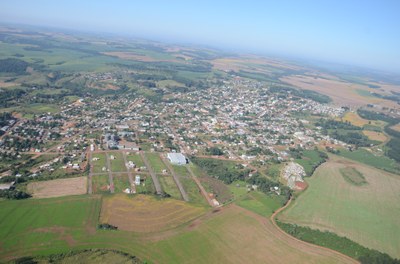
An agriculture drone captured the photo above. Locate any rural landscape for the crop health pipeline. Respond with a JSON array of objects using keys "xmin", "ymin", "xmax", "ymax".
[{"xmin": 1, "ymin": 2, "xmax": 400, "ymax": 263}]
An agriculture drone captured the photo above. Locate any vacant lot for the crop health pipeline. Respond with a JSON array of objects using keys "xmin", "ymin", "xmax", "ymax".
[
  {"xmin": 91, "ymin": 153, "xmax": 107, "ymax": 174},
  {"xmin": 109, "ymin": 152, "xmax": 126, "ymax": 172},
  {"xmin": 278, "ymin": 156, "xmax": 400, "ymax": 258},
  {"xmin": 145, "ymin": 152, "xmax": 168, "ymax": 173},
  {"xmin": 27, "ymin": 177, "xmax": 87, "ymax": 198},
  {"xmin": 92, "ymin": 174, "xmax": 110, "ymax": 194},
  {"xmin": 100, "ymin": 194, "xmax": 205, "ymax": 233},
  {"xmin": 126, "ymin": 152, "xmax": 145, "ymax": 168},
  {"xmin": 112, "ymin": 174, "xmax": 130, "ymax": 193},
  {"xmin": 159, "ymin": 175, "xmax": 181, "ymax": 199}
]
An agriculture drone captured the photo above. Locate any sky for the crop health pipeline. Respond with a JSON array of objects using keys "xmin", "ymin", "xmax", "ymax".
[{"xmin": 1, "ymin": 0, "xmax": 400, "ymax": 73}]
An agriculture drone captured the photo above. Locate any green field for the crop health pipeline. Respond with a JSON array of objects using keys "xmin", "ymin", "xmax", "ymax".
[
  {"xmin": 172, "ymin": 165, "xmax": 207, "ymax": 205},
  {"xmin": 126, "ymin": 153, "xmax": 145, "ymax": 168},
  {"xmin": 295, "ymin": 150, "xmax": 326, "ymax": 176},
  {"xmin": 109, "ymin": 153, "xmax": 126, "ymax": 173},
  {"xmin": 145, "ymin": 153, "xmax": 168, "ymax": 173},
  {"xmin": 278, "ymin": 156, "xmax": 400, "ymax": 258},
  {"xmin": 0, "ymin": 193, "xmax": 355, "ymax": 263},
  {"xmin": 159, "ymin": 175, "xmax": 181, "ymax": 199},
  {"xmin": 91, "ymin": 153, "xmax": 107, "ymax": 174},
  {"xmin": 112, "ymin": 174, "xmax": 130, "ymax": 193},
  {"xmin": 337, "ymin": 148, "xmax": 400, "ymax": 174},
  {"xmin": 92, "ymin": 174, "xmax": 110, "ymax": 194},
  {"xmin": 339, "ymin": 167, "xmax": 367, "ymax": 186},
  {"xmin": 134, "ymin": 174, "xmax": 155, "ymax": 194}
]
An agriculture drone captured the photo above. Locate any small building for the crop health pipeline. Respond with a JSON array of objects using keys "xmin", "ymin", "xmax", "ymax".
[
  {"xmin": 135, "ymin": 175, "xmax": 141, "ymax": 185},
  {"xmin": 167, "ymin": 153, "xmax": 187, "ymax": 165}
]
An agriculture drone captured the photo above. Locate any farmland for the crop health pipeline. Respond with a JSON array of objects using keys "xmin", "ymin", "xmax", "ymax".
[
  {"xmin": 27, "ymin": 176, "xmax": 87, "ymax": 198},
  {"xmin": 0, "ymin": 195, "xmax": 356, "ymax": 263},
  {"xmin": 278, "ymin": 156, "xmax": 400, "ymax": 258},
  {"xmin": 99, "ymin": 194, "xmax": 205, "ymax": 233}
]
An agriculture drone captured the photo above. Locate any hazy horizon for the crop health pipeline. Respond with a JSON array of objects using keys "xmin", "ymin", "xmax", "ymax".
[{"xmin": 1, "ymin": 0, "xmax": 400, "ymax": 74}]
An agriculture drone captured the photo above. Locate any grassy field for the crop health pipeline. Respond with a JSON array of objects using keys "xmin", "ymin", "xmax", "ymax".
[
  {"xmin": 158, "ymin": 175, "xmax": 182, "ymax": 199},
  {"xmin": 362, "ymin": 130, "xmax": 387, "ymax": 142},
  {"xmin": 172, "ymin": 165, "xmax": 207, "ymax": 205},
  {"xmin": 295, "ymin": 150, "xmax": 326, "ymax": 176},
  {"xmin": 0, "ymin": 194, "xmax": 355, "ymax": 263},
  {"xmin": 126, "ymin": 153, "xmax": 145, "ymax": 168},
  {"xmin": 145, "ymin": 153, "xmax": 168, "ymax": 173},
  {"xmin": 339, "ymin": 167, "xmax": 367, "ymax": 186},
  {"xmin": 278, "ymin": 156, "xmax": 400, "ymax": 258},
  {"xmin": 108, "ymin": 152, "xmax": 126, "ymax": 172},
  {"xmin": 91, "ymin": 153, "xmax": 107, "ymax": 174},
  {"xmin": 135, "ymin": 174, "xmax": 155, "ymax": 194},
  {"xmin": 92, "ymin": 174, "xmax": 110, "ymax": 194},
  {"xmin": 112, "ymin": 174, "xmax": 130, "ymax": 193},
  {"xmin": 337, "ymin": 148, "xmax": 400, "ymax": 174}
]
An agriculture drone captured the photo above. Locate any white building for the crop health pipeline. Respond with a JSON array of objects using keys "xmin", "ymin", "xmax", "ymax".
[
  {"xmin": 135, "ymin": 175, "xmax": 141, "ymax": 185},
  {"xmin": 167, "ymin": 153, "xmax": 187, "ymax": 165}
]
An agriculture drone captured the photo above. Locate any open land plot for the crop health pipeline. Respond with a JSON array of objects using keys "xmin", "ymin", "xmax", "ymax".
[
  {"xmin": 281, "ymin": 75, "xmax": 399, "ymax": 108},
  {"xmin": 135, "ymin": 174, "xmax": 155, "ymax": 194},
  {"xmin": 390, "ymin": 123, "xmax": 400, "ymax": 132},
  {"xmin": 126, "ymin": 152, "xmax": 145, "ymax": 168},
  {"xmin": 108, "ymin": 152, "xmax": 126, "ymax": 172},
  {"xmin": 158, "ymin": 175, "xmax": 182, "ymax": 200},
  {"xmin": 100, "ymin": 194, "xmax": 204, "ymax": 233},
  {"xmin": 92, "ymin": 174, "xmax": 110, "ymax": 194},
  {"xmin": 173, "ymin": 165, "xmax": 207, "ymax": 205},
  {"xmin": 341, "ymin": 112, "xmax": 369, "ymax": 127},
  {"xmin": 362, "ymin": 130, "xmax": 387, "ymax": 142},
  {"xmin": 112, "ymin": 174, "xmax": 130, "ymax": 193},
  {"xmin": 91, "ymin": 153, "xmax": 107, "ymax": 174},
  {"xmin": 337, "ymin": 148, "xmax": 400, "ymax": 174},
  {"xmin": 27, "ymin": 177, "xmax": 87, "ymax": 198},
  {"xmin": 0, "ymin": 195, "xmax": 355, "ymax": 263},
  {"xmin": 190, "ymin": 164, "xmax": 232, "ymax": 203},
  {"xmin": 278, "ymin": 155, "xmax": 400, "ymax": 258},
  {"xmin": 145, "ymin": 152, "xmax": 168, "ymax": 173}
]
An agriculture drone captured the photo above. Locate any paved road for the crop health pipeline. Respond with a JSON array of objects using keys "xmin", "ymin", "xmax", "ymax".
[
  {"xmin": 105, "ymin": 153, "xmax": 115, "ymax": 193},
  {"xmin": 140, "ymin": 151, "xmax": 162, "ymax": 195},
  {"xmin": 186, "ymin": 165, "xmax": 216, "ymax": 207},
  {"xmin": 159, "ymin": 153, "xmax": 189, "ymax": 201}
]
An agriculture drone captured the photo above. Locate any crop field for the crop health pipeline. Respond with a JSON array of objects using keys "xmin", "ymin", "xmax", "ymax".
[
  {"xmin": 126, "ymin": 152, "xmax": 145, "ymax": 168},
  {"xmin": 0, "ymin": 194, "xmax": 354, "ymax": 263},
  {"xmin": 27, "ymin": 177, "xmax": 87, "ymax": 198},
  {"xmin": 145, "ymin": 152, "xmax": 168, "ymax": 173},
  {"xmin": 112, "ymin": 174, "xmax": 130, "ymax": 193},
  {"xmin": 158, "ymin": 174, "xmax": 181, "ymax": 199},
  {"xmin": 92, "ymin": 174, "xmax": 110, "ymax": 194},
  {"xmin": 391, "ymin": 123, "xmax": 400, "ymax": 132},
  {"xmin": 339, "ymin": 167, "xmax": 367, "ymax": 186},
  {"xmin": 100, "ymin": 194, "xmax": 205, "ymax": 233},
  {"xmin": 342, "ymin": 112, "xmax": 369, "ymax": 127},
  {"xmin": 362, "ymin": 130, "xmax": 387, "ymax": 142},
  {"xmin": 337, "ymin": 148, "xmax": 400, "ymax": 174},
  {"xmin": 278, "ymin": 156, "xmax": 400, "ymax": 258},
  {"xmin": 108, "ymin": 152, "xmax": 126, "ymax": 172},
  {"xmin": 91, "ymin": 153, "xmax": 107, "ymax": 174}
]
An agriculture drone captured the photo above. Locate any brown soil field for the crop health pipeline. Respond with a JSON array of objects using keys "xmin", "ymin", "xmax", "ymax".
[
  {"xmin": 100, "ymin": 194, "xmax": 206, "ymax": 233},
  {"xmin": 102, "ymin": 51, "xmax": 179, "ymax": 63},
  {"xmin": 341, "ymin": 112, "xmax": 369, "ymax": 126},
  {"xmin": 362, "ymin": 130, "xmax": 387, "ymax": 142},
  {"xmin": 212, "ymin": 56, "xmax": 302, "ymax": 73},
  {"xmin": 390, "ymin": 123, "xmax": 400, "ymax": 132},
  {"xmin": 27, "ymin": 176, "xmax": 87, "ymax": 198},
  {"xmin": 281, "ymin": 75, "xmax": 399, "ymax": 108},
  {"xmin": 0, "ymin": 81, "xmax": 18, "ymax": 88}
]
